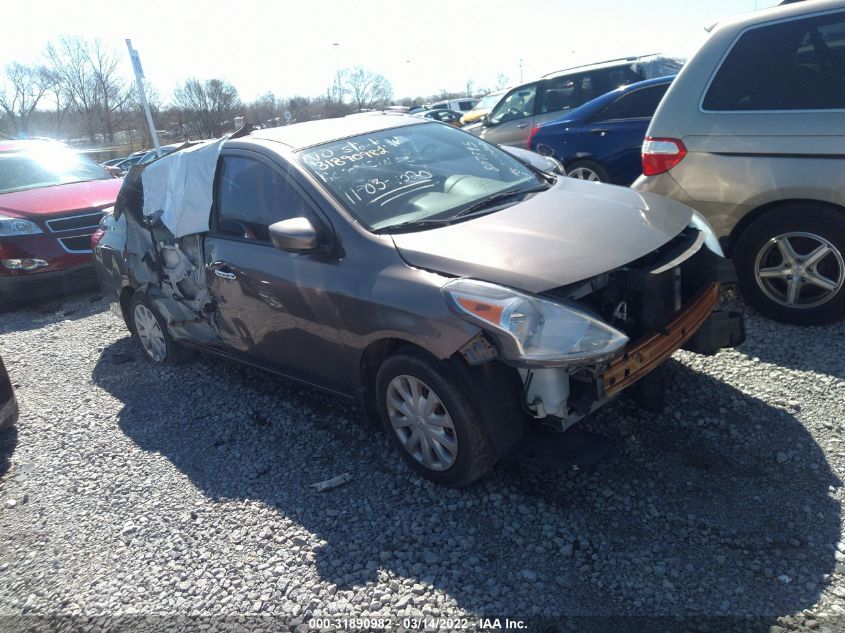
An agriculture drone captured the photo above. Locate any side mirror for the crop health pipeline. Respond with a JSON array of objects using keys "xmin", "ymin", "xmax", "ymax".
[
  {"xmin": 482, "ymin": 114, "xmax": 491, "ymax": 127},
  {"xmin": 268, "ymin": 217, "xmax": 320, "ymax": 252}
]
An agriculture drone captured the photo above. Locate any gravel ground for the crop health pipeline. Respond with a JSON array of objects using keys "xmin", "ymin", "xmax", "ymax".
[{"xmin": 0, "ymin": 288, "xmax": 843, "ymax": 632}]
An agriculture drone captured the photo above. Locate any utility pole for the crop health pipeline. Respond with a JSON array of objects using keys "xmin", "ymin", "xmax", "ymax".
[
  {"xmin": 519, "ymin": 58, "xmax": 523, "ymax": 83},
  {"xmin": 332, "ymin": 42, "xmax": 342, "ymax": 104},
  {"xmin": 125, "ymin": 40, "xmax": 161, "ymax": 156}
]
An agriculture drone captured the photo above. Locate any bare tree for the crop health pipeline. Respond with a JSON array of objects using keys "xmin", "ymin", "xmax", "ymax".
[
  {"xmin": 495, "ymin": 73, "xmax": 509, "ymax": 90},
  {"xmin": 465, "ymin": 79, "xmax": 475, "ymax": 98},
  {"xmin": 0, "ymin": 62, "xmax": 51, "ymax": 136},
  {"xmin": 45, "ymin": 36, "xmax": 130, "ymax": 143},
  {"xmin": 173, "ymin": 78, "xmax": 241, "ymax": 138},
  {"xmin": 88, "ymin": 39, "xmax": 131, "ymax": 143},
  {"xmin": 342, "ymin": 66, "xmax": 393, "ymax": 111}
]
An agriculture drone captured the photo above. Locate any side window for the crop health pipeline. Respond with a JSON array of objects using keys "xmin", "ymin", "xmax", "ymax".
[
  {"xmin": 216, "ymin": 156, "xmax": 307, "ymax": 242},
  {"xmin": 538, "ymin": 75, "xmax": 581, "ymax": 114},
  {"xmin": 488, "ymin": 84, "xmax": 538, "ymax": 124},
  {"xmin": 703, "ymin": 11, "xmax": 845, "ymax": 110},
  {"xmin": 458, "ymin": 100, "xmax": 475, "ymax": 111},
  {"xmin": 592, "ymin": 84, "xmax": 671, "ymax": 121}
]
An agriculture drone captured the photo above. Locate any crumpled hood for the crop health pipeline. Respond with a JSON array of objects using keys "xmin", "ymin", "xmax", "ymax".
[{"xmin": 392, "ymin": 177, "xmax": 694, "ymax": 293}]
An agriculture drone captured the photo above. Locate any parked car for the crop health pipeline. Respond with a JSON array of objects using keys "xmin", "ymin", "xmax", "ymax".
[
  {"xmin": 94, "ymin": 115, "xmax": 742, "ymax": 487},
  {"xmin": 112, "ymin": 151, "xmax": 148, "ymax": 176},
  {"xmin": 460, "ymin": 89, "xmax": 506, "ymax": 126},
  {"xmin": 415, "ymin": 109, "xmax": 463, "ymax": 126},
  {"xmin": 135, "ymin": 143, "xmax": 186, "ymax": 167},
  {"xmin": 100, "ymin": 157, "xmax": 128, "ymax": 168},
  {"xmin": 469, "ymin": 54, "xmax": 683, "ymax": 149},
  {"xmin": 430, "ymin": 98, "xmax": 478, "ymax": 112},
  {"xmin": 0, "ymin": 355, "xmax": 17, "ymax": 431},
  {"xmin": 0, "ymin": 140, "xmax": 121, "ymax": 303},
  {"xmin": 529, "ymin": 76, "xmax": 674, "ymax": 185},
  {"xmin": 634, "ymin": 0, "xmax": 845, "ymax": 325}
]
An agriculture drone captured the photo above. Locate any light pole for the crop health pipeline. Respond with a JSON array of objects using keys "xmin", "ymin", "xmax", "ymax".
[{"xmin": 332, "ymin": 42, "xmax": 342, "ymax": 104}]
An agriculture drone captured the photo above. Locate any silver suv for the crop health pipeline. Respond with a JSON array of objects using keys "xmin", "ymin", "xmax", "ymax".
[
  {"xmin": 634, "ymin": 0, "xmax": 845, "ymax": 325},
  {"xmin": 468, "ymin": 54, "xmax": 683, "ymax": 149}
]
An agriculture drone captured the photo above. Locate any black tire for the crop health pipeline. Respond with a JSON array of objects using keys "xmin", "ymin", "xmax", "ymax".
[
  {"xmin": 733, "ymin": 203, "xmax": 845, "ymax": 325},
  {"xmin": 128, "ymin": 293, "xmax": 194, "ymax": 365},
  {"xmin": 375, "ymin": 349, "xmax": 496, "ymax": 487},
  {"xmin": 565, "ymin": 159, "xmax": 608, "ymax": 183}
]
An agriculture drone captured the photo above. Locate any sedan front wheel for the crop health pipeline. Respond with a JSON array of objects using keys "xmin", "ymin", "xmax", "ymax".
[{"xmin": 376, "ymin": 350, "xmax": 496, "ymax": 487}]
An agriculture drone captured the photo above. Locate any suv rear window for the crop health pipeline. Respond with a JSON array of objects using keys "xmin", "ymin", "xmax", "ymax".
[{"xmin": 703, "ymin": 11, "xmax": 845, "ymax": 111}]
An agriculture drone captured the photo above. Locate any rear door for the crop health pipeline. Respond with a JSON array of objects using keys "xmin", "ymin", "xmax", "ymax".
[
  {"xmin": 582, "ymin": 82, "xmax": 670, "ymax": 184},
  {"xmin": 204, "ymin": 149, "xmax": 349, "ymax": 391}
]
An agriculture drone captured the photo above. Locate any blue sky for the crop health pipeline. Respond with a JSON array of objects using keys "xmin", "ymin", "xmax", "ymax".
[{"xmin": 1, "ymin": 0, "xmax": 781, "ymax": 102}]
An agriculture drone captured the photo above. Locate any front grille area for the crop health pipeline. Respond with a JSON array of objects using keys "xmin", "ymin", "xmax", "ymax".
[
  {"xmin": 58, "ymin": 235, "xmax": 93, "ymax": 253},
  {"xmin": 45, "ymin": 210, "xmax": 105, "ymax": 254},
  {"xmin": 45, "ymin": 211, "xmax": 104, "ymax": 233}
]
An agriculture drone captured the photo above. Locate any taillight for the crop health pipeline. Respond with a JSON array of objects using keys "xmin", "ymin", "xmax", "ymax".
[
  {"xmin": 527, "ymin": 125, "xmax": 540, "ymax": 149},
  {"xmin": 642, "ymin": 137, "xmax": 687, "ymax": 176}
]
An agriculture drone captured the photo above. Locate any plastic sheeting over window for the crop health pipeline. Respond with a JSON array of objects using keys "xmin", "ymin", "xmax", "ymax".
[{"xmin": 141, "ymin": 139, "xmax": 225, "ymax": 237}]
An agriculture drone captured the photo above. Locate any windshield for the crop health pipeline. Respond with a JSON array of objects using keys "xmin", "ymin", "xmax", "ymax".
[
  {"xmin": 0, "ymin": 145, "xmax": 111, "ymax": 194},
  {"xmin": 475, "ymin": 93, "xmax": 502, "ymax": 110},
  {"xmin": 297, "ymin": 123, "xmax": 541, "ymax": 231}
]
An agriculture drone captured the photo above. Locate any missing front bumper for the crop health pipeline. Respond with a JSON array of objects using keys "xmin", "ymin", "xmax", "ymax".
[{"xmin": 601, "ymin": 283, "xmax": 737, "ymax": 398}]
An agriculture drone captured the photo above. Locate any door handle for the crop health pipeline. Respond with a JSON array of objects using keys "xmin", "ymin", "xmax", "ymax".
[
  {"xmin": 516, "ymin": 123, "xmax": 528, "ymax": 129},
  {"xmin": 208, "ymin": 261, "xmax": 237, "ymax": 280},
  {"xmin": 589, "ymin": 128, "xmax": 608, "ymax": 135}
]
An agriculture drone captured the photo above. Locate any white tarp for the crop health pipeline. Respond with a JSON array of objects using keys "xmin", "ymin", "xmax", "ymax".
[{"xmin": 141, "ymin": 139, "xmax": 225, "ymax": 237}]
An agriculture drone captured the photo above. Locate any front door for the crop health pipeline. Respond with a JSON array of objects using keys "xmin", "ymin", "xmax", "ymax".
[
  {"xmin": 204, "ymin": 151, "xmax": 349, "ymax": 391},
  {"xmin": 478, "ymin": 83, "xmax": 539, "ymax": 148}
]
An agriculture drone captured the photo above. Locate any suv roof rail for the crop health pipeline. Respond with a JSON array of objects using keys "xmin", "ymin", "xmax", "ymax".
[{"xmin": 541, "ymin": 53, "xmax": 661, "ymax": 78}]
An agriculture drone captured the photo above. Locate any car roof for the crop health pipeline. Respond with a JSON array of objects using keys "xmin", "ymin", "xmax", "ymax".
[
  {"xmin": 248, "ymin": 113, "xmax": 427, "ymax": 150},
  {"xmin": 541, "ymin": 53, "xmax": 671, "ymax": 79},
  {"xmin": 712, "ymin": 0, "xmax": 843, "ymax": 34}
]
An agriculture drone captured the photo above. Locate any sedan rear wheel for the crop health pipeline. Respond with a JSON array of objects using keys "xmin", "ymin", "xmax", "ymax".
[
  {"xmin": 129, "ymin": 293, "xmax": 194, "ymax": 365},
  {"xmin": 565, "ymin": 160, "xmax": 607, "ymax": 183}
]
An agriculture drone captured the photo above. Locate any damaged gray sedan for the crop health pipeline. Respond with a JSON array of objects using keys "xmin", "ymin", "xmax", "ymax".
[{"xmin": 93, "ymin": 114, "xmax": 744, "ymax": 487}]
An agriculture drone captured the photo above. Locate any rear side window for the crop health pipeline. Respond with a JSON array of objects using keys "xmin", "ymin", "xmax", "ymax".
[
  {"xmin": 216, "ymin": 156, "xmax": 307, "ymax": 241},
  {"xmin": 593, "ymin": 84, "xmax": 671, "ymax": 121},
  {"xmin": 539, "ymin": 66, "xmax": 645, "ymax": 114},
  {"xmin": 703, "ymin": 11, "xmax": 845, "ymax": 111}
]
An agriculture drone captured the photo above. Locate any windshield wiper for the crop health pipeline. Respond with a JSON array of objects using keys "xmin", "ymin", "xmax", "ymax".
[
  {"xmin": 373, "ymin": 218, "xmax": 455, "ymax": 234},
  {"xmin": 448, "ymin": 184, "xmax": 549, "ymax": 220}
]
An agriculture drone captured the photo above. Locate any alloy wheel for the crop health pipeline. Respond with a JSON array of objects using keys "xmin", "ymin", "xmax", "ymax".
[
  {"xmin": 386, "ymin": 375, "xmax": 458, "ymax": 471},
  {"xmin": 133, "ymin": 304, "xmax": 167, "ymax": 362},
  {"xmin": 567, "ymin": 167, "xmax": 601, "ymax": 182},
  {"xmin": 754, "ymin": 231, "xmax": 845, "ymax": 309}
]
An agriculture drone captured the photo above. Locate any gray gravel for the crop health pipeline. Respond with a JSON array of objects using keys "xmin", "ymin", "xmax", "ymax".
[{"xmin": 0, "ymin": 288, "xmax": 844, "ymax": 632}]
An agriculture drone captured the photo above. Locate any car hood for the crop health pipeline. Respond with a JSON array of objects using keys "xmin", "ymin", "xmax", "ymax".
[
  {"xmin": 0, "ymin": 178, "xmax": 122, "ymax": 218},
  {"xmin": 391, "ymin": 177, "xmax": 694, "ymax": 293}
]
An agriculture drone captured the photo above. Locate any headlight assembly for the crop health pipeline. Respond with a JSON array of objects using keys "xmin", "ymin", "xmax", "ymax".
[
  {"xmin": 0, "ymin": 214, "xmax": 43, "ymax": 237},
  {"xmin": 443, "ymin": 279, "xmax": 628, "ymax": 366}
]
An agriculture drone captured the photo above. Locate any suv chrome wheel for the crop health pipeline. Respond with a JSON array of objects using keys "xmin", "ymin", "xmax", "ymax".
[
  {"xmin": 754, "ymin": 232, "xmax": 845, "ymax": 309},
  {"xmin": 133, "ymin": 303, "xmax": 167, "ymax": 362},
  {"xmin": 386, "ymin": 375, "xmax": 458, "ymax": 471}
]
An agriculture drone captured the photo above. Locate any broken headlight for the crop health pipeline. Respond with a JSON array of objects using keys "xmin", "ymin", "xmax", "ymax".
[{"xmin": 443, "ymin": 279, "xmax": 628, "ymax": 366}]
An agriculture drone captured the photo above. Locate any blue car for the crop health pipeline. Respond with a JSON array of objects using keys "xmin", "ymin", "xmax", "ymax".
[{"xmin": 529, "ymin": 76, "xmax": 674, "ymax": 185}]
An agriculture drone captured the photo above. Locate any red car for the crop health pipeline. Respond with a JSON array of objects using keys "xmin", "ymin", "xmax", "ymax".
[{"xmin": 0, "ymin": 140, "xmax": 122, "ymax": 303}]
